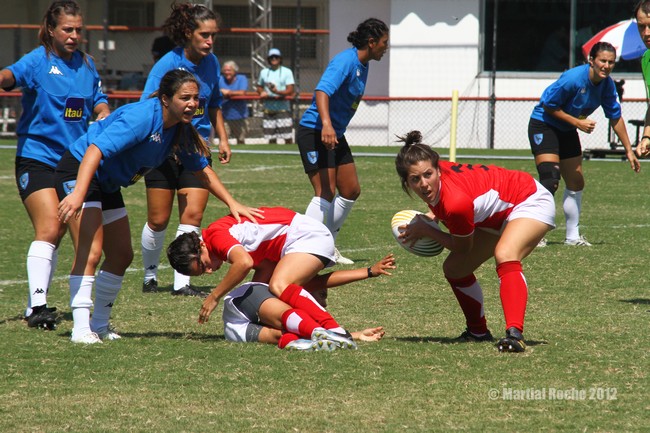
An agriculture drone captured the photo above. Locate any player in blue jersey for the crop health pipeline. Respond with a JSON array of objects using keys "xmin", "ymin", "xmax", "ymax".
[
  {"xmin": 528, "ymin": 42, "xmax": 640, "ymax": 247},
  {"xmin": 139, "ymin": 2, "xmax": 232, "ymax": 298},
  {"xmin": 297, "ymin": 18, "xmax": 389, "ymax": 265},
  {"xmin": 54, "ymin": 69, "xmax": 261, "ymax": 344},
  {"xmin": 0, "ymin": 1, "xmax": 109, "ymax": 330}
]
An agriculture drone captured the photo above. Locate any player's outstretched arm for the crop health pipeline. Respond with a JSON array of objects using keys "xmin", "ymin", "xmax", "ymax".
[{"xmin": 304, "ymin": 253, "xmax": 396, "ymax": 291}]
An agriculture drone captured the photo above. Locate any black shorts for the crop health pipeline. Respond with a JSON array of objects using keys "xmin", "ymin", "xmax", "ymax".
[
  {"xmin": 15, "ymin": 157, "xmax": 56, "ymax": 201},
  {"xmin": 528, "ymin": 118, "xmax": 582, "ymax": 159},
  {"xmin": 296, "ymin": 125, "xmax": 354, "ymax": 173},
  {"xmin": 144, "ymin": 155, "xmax": 212, "ymax": 190},
  {"xmin": 54, "ymin": 151, "xmax": 125, "ymax": 211}
]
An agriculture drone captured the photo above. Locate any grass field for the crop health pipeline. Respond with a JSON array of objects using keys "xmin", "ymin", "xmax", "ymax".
[{"xmin": 0, "ymin": 142, "xmax": 648, "ymax": 432}]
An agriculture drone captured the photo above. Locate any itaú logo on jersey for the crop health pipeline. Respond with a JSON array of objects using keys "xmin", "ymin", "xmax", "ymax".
[
  {"xmin": 64, "ymin": 97, "xmax": 84, "ymax": 121},
  {"xmin": 193, "ymin": 98, "xmax": 206, "ymax": 118}
]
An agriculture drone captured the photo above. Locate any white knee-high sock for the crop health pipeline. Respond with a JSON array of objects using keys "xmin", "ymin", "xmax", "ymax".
[
  {"xmin": 173, "ymin": 224, "xmax": 201, "ymax": 291},
  {"xmin": 563, "ymin": 189, "xmax": 582, "ymax": 241},
  {"xmin": 26, "ymin": 247, "xmax": 59, "ymax": 316},
  {"xmin": 90, "ymin": 270, "xmax": 123, "ymax": 332},
  {"xmin": 305, "ymin": 196, "xmax": 331, "ymax": 224},
  {"xmin": 70, "ymin": 275, "xmax": 94, "ymax": 338},
  {"xmin": 141, "ymin": 223, "xmax": 167, "ymax": 282},
  {"xmin": 26, "ymin": 241, "xmax": 56, "ymax": 313},
  {"xmin": 327, "ymin": 195, "xmax": 356, "ymax": 241}
]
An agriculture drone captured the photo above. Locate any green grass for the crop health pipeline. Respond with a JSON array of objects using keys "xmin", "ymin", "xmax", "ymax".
[{"xmin": 0, "ymin": 141, "xmax": 648, "ymax": 432}]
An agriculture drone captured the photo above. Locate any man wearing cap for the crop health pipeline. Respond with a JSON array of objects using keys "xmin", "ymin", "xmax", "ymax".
[{"xmin": 256, "ymin": 48, "xmax": 296, "ymax": 143}]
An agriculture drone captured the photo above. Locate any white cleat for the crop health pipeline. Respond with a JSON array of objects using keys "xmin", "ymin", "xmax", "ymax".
[
  {"xmin": 285, "ymin": 338, "xmax": 338, "ymax": 352},
  {"xmin": 70, "ymin": 331, "xmax": 103, "ymax": 344},
  {"xmin": 95, "ymin": 326, "xmax": 121, "ymax": 341},
  {"xmin": 311, "ymin": 327, "xmax": 357, "ymax": 350},
  {"xmin": 334, "ymin": 248, "xmax": 354, "ymax": 265},
  {"xmin": 564, "ymin": 235, "xmax": 592, "ymax": 246}
]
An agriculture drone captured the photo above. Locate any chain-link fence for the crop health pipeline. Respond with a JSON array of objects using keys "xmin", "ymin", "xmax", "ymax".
[
  {"xmin": 1, "ymin": 25, "xmax": 647, "ymax": 150},
  {"xmin": 2, "ymin": 90, "xmax": 647, "ymax": 150}
]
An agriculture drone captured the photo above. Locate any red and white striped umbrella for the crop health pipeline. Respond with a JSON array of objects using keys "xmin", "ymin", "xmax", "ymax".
[{"xmin": 582, "ymin": 19, "xmax": 646, "ymax": 61}]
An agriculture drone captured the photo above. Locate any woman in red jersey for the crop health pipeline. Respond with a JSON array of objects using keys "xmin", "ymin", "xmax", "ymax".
[{"xmin": 394, "ymin": 131, "xmax": 555, "ymax": 353}]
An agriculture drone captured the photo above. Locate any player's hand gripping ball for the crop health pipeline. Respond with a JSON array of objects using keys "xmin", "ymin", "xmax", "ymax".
[{"xmin": 391, "ymin": 210, "xmax": 444, "ymax": 257}]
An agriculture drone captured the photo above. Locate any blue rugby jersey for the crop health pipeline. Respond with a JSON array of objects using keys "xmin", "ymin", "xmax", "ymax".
[
  {"xmin": 530, "ymin": 64, "xmax": 621, "ymax": 132},
  {"xmin": 8, "ymin": 46, "xmax": 107, "ymax": 167},
  {"xmin": 299, "ymin": 47, "xmax": 369, "ymax": 137},
  {"xmin": 68, "ymin": 98, "xmax": 208, "ymax": 193},
  {"xmin": 141, "ymin": 47, "xmax": 222, "ymax": 142}
]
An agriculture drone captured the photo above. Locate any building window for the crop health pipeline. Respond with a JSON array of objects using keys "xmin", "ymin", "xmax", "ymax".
[
  {"xmin": 109, "ymin": 1, "xmax": 154, "ymax": 27},
  {"xmin": 483, "ymin": 0, "xmax": 640, "ymax": 73}
]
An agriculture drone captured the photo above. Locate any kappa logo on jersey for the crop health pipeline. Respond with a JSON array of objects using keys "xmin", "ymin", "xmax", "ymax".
[
  {"xmin": 149, "ymin": 132, "xmax": 162, "ymax": 143},
  {"xmin": 194, "ymin": 98, "xmax": 206, "ymax": 118},
  {"xmin": 356, "ymin": 68, "xmax": 361, "ymax": 77},
  {"xmin": 19, "ymin": 172, "xmax": 29, "ymax": 191},
  {"xmin": 64, "ymin": 97, "xmax": 84, "ymax": 122},
  {"xmin": 48, "ymin": 65, "xmax": 63, "ymax": 75},
  {"xmin": 62, "ymin": 180, "xmax": 76, "ymax": 196},
  {"xmin": 534, "ymin": 133, "xmax": 544, "ymax": 145},
  {"xmin": 580, "ymin": 87, "xmax": 587, "ymax": 94},
  {"xmin": 307, "ymin": 151, "xmax": 318, "ymax": 164}
]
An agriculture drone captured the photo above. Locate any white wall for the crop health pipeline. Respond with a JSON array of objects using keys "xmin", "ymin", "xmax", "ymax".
[{"xmin": 328, "ymin": 0, "xmax": 391, "ymax": 97}]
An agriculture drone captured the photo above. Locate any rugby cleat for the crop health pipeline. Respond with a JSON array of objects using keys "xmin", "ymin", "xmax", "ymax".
[
  {"xmin": 171, "ymin": 285, "xmax": 208, "ymax": 298},
  {"xmin": 564, "ymin": 235, "xmax": 592, "ymax": 247},
  {"xmin": 142, "ymin": 278, "xmax": 158, "ymax": 293},
  {"xmin": 334, "ymin": 248, "xmax": 354, "ymax": 265},
  {"xmin": 95, "ymin": 325, "xmax": 121, "ymax": 341},
  {"xmin": 25, "ymin": 305, "xmax": 57, "ymax": 330},
  {"xmin": 311, "ymin": 328, "xmax": 357, "ymax": 350},
  {"xmin": 497, "ymin": 327, "xmax": 526, "ymax": 353},
  {"xmin": 454, "ymin": 328, "xmax": 495, "ymax": 343},
  {"xmin": 285, "ymin": 338, "xmax": 338, "ymax": 352},
  {"xmin": 70, "ymin": 331, "xmax": 103, "ymax": 345}
]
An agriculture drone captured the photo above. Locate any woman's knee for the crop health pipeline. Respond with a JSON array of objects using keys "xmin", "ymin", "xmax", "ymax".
[{"xmin": 104, "ymin": 246, "xmax": 134, "ymax": 272}]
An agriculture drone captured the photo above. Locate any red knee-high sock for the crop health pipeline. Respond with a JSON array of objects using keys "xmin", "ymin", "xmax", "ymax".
[
  {"xmin": 278, "ymin": 332, "xmax": 300, "ymax": 349},
  {"xmin": 281, "ymin": 308, "xmax": 320, "ymax": 339},
  {"xmin": 497, "ymin": 260, "xmax": 528, "ymax": 332},
  {"xmin": 279, "ymin": 284, "xmax": 340, "ymax": 330},
  {"xmin": 446, "ymin": 274, "xmax": 488, "ymax": 335}
]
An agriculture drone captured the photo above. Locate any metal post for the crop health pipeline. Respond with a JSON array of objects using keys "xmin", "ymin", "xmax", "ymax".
[
  {"xmin": 487, "ymin": 0, "xmax": 498, "ymax": 150},
  {"xmin": 294, "ymin": 0, "xmax": 301, "ymax": 137},
  {"xmin": 569, "ymin": 0, "xmax": 576, "ymax": 67},
  {"xmin": 102, "ymin": 0, "xmax": 109, "ymax": 75}
]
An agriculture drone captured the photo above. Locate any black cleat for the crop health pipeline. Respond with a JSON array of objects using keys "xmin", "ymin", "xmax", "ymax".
[
  {"xmin": 497, "ymin": 327, "xmax": 526, "ymax": 353},
  {"xmin": 171, "ymin": 285, "xmax": 207, "ymax": 298},
  {"xmin": 26, "ymin": 305, "xmax": 57, "ymax": 330},
  {"xmin": 454, "ymin": 328, "xmax": 495, "ymax": 343},
  {"xmin": 142, "ymin": 279, "xmax": 158, "ymax": 293}
]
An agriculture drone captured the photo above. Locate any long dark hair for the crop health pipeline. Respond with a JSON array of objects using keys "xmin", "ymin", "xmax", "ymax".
[
  {"xmin": 347, "ymin": 18, "xmax": 388, "ymax": 49},
  {"xmin": 394, "ymin": 130, "xmax": 440, "ymax": 196},
  {"xmin": 153, "ymin": 69, "xmax": 211, "ymax": 158},
  {"xmin": 39, "ymin": 0, "xmax": 87, "ymax": 62},
  {"xmin": 167, "ymin": 231, "xmax": 202, "ymax": 276},
  {"xmin": 163, "ymin": 1, "xmax": 218, "ymax": 47}
]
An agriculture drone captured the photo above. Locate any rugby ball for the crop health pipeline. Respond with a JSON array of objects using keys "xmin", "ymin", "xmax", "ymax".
[{"xmin": 391, "ymin": 210, "xmax": 444, "ymax": 257}]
